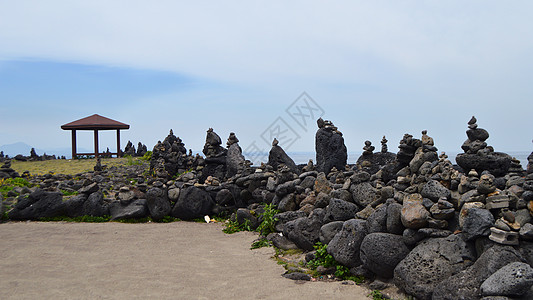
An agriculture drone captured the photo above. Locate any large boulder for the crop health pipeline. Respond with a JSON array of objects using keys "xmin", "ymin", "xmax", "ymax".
[
  {"xmin": 145, "ymin": 187, "xmax": 172, "ymax": 220},
  {"xmin": 171, "ymin": 186, "xmax": 214, "ymax": 220},
  {"xmin": 386, "ymin": 202, "xmax": 404, "ymax": 235},
  {"xmin": 319, "ymin": 221, "xmax": 344, "ymax": 244},
  {"xmin": 283, "ymin": 209, "xmax": 324, "ymax": 251},
  {"xmin": 323, "ymin": 198, "xmax": 359, "ymax": 223},
  {"xmin": 267, "ymin": 143, "xmax": 297, "ymax": 173},
  {"xmin": 315, "ymin": 120, "xmax": 347, "ymax": 174},
  {"xmin": 109, "ymin": 199, "xmax": 148, "ymax": 220},
  {"xmin": 226, "ymin": 143, "xmax": 245, "ymax": 178},
  {"xmin": 461, "ymin": 208, "xmax": 494, "ymax": 241},
  {"xmin": 327, "ymin": 219, "xmax": 368, "ymax": 268},
  {"xmin": 8, "ymin": 189, "xmax": 64, "ymax": 220},
  {"xmin": 420, "ymin": 180, "xmax": 450, "ymax": 201},
  {"xmin": 366, "ymin": 204, "xmax": 388, "ymax": 233},
  {"xmin": 360, "ymin": 233, "xmax": 411, "ymax": 278},
  {"xmin": 393, "ymin": 234, "xmax": 476, "ymax": 300},
  {"xmin": 433, "ymin": 245, "xmax": 526, "ymax": 300},
  {"xmin": 400, "ymin": 195, "xmax": 430, "ymax": 229},
  {"xmin": 350, "ymin": 182, "xmax": 378, "ymax": 207},
  {"xmin": 456, "ymin": 152, "xmax": 512, "ymax": 177},
  {"xmin": 82, "ymin": 191, "xmax": 109, "ymax": 216},
  {"xmin": 62, "ymin": 194, "xmax": 89, "ymax": 217},
  {"xmin": 480, "ymin": 262, "xmax": 533, "ymax": 297},
  {"xmin": 274, "ymin": 211, "xmax": 307, "ymax": 232}
]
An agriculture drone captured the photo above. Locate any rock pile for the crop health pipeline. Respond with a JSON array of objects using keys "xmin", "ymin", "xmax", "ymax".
[
  {"xmin": 456, "ymin": 116, "xmax": 512, "ymax": 176},
  {"xmin": 315, "ymin": 118, "xmax": 347, "ymax": 174},
  {"xmin": 3, "ymin": 116, "xmax": 533, "ymax": 299},
  {"xmin": 124, "ymin": 141, "xmax": 148, "ymax": 157}
]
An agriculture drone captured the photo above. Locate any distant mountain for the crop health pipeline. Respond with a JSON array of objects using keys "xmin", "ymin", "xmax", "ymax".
[
  {"xmin": 0, "ymin": 142, "xmax": 90, "ymax": 158},
  {"xmin": 0, "ymin": 142, "xmax": 37, "ymax": 157}
]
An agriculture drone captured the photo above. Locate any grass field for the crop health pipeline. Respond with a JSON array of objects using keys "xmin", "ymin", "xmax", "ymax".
[{"xmin": 10, "ymin": 158, "xmax": 139, "ymax": 175}]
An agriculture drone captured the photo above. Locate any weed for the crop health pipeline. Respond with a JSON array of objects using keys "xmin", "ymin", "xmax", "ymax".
[
  {"xmin": 256, "ymin": 203, "xmax": 279, "ymax": 236},
  {"xmin": 369, "ymin": 290, "xmax": 387, "ymax": 300},
  {"xmin": 251, "ymin": 238, "xmax": 272, "ymax": 249},
  {"xmin": 223, "ymin": 218, "xmax": 252, "ymax": 234},
  {"xmin": 307, "ymin": 242, "xmax": 336, "ymax": 269},
  {"xmin": 60, "ymin": 189, "xmax": 79, "ymax": 196},
  {"xmin": 335, "ymin": 265, "xmax": 364, "ymax": 284},
  {"xmin": 307, "ymin": 242, "xmax": 364, "ymax": 283}
]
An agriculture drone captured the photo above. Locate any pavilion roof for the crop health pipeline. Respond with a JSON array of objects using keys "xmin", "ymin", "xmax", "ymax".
[{"xmin": 61, "ymin": 114, "xmax": 130, "ymax": 130}]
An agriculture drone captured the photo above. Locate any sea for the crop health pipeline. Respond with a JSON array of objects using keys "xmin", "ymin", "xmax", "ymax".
[{"xmin": 245, "ymin": 151, "xmax": 531, "ymax": 170}]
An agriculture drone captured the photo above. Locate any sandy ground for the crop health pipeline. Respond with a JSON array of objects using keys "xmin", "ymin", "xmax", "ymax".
[{"xmin": 0, "ymin": 221, "xmax": 375, "ymax": 300}]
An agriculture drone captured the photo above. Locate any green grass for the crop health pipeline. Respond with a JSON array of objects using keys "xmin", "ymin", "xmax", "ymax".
[
  {"xmin": 0, "ymin": 177, "xmax": 32, "ymax": 198},
  {"xmin": 11, "ymin": 158, "xmax": 134, "ymax": 175},
  {"xmin": 60, "ymin": 189, "xmax": 79, "ymax": 196}
]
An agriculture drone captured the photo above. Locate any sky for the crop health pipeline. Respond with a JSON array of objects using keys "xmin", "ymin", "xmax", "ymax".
[{"xmin": 0, "ymin": 1, "xmax": 532, "ymax": 162}]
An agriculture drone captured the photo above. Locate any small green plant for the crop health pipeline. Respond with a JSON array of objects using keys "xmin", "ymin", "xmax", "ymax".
[
  {"xmin": 307, "ymin": 242, "xmax": 337, "ymax": 269},
  {"xmin": 335, "ymin": 265, "xmax": 364, "ymax": 283},
  {"xmin": 256, "ymin": 203, "xmax": 279, "ymax": 236},
  {"xmin": 307, "ymin": 242, "xmax": 364, "ymax": 283},
  {"xmin": 251, "ymin": 238, "xmax": 272, "ymax": 249},
  {"xmin": 140, "ymin": 151, "xmax": 152, "ymax": 161},
  {"xmin": 60, "ymin": 189, "xmax": 79, "ymax": 196},
  {"xmin": 369, "ymin": 290, "xmax": 387, "ymax": 300},
  {"xmin": 223, "ymin": 218, "xmax": 253, "ymax": 234}
]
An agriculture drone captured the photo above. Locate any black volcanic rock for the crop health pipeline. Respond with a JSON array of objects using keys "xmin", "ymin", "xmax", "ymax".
[
  {"xmin": 315, "ymin": 118, "xmax": 347, "ymax": 174},
  {"xmin": 267, "ymin": 139, "xmax": 297, "ymax": 172}
]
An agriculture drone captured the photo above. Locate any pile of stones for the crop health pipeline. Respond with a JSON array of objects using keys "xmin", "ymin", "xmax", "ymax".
[
  {"xmin": 3, "ymin": 116, "xmax": 533, "ymax": 299},
  {"xmin": 11, "ymin": 148, "xmax": 59, "ymax": 162},
  {"xmin": 123, "ymin": 141, "xmax": 148, "ymax": 157}
]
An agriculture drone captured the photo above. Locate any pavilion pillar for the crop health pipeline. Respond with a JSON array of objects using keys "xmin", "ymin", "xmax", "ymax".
[
  {"xmin": 94, "ymin": 130, "xmax": 99, "ymax": 158},
  {"xmin": 116, "ymin": 129, "xmax": 121, "ymax": 158},
  {"xmin": 71, "ymin": 130, "xmax": 77, "ymax": 159}
]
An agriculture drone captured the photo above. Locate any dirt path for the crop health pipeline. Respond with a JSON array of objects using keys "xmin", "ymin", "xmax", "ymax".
[{"xmin": 0, "ymin": 222, "xmax": 373, "ymax": 299}]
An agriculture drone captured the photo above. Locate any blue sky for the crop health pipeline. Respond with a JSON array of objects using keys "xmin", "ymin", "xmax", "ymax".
[{"xmin": 0, "ymin": 1, "xmax": 532, "ymax": 162}]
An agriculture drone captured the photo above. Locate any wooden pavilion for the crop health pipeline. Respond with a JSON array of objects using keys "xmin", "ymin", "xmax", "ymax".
[{"xmin": 61, "ymin": 114, "xmax": 130, "ymax": 158}]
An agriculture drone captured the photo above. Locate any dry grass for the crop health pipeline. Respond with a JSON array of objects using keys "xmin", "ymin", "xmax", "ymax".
[{"xmin": 10, "ymin": 158, "xmax": 132, "ymax": 175}]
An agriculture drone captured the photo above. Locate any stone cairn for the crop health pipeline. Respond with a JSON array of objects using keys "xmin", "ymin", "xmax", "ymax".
[
  {"xmin": 5, "ymin": 117, "xmax": 533, "ymax": 300},
  {"xmin": 124, "ymin": 141, "xmax": 148, "ymax": 157},
  {"xmin": 528, "ymin": 140, "xmax": 533, "ymax": 174},
  {"xmin": 225, "ymin": 132, "xmax": 245, "ymax": 178},
  {"xmin": 456, "ymin": 116, "xmax": 512, "ymax": 176},
  {"xmin": 356, "ymin": 136, "xmax": 396, "ymax": 179},
  {"xmin": 200, "ymin": 128, "xmax": 228, "ymax": 183},
  {"xmin": 267, "ymin": 138, "xmax": 297, "ymax": 173},
  {"xmin": 315, "ymin": 117, "xmax": 347, "ymax": 174}
]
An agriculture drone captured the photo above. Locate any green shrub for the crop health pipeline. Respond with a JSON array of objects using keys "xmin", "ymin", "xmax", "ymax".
[
  {"xmin": 256, "ymin": 203, "xmax": 279, "ymax": 236},
  {"xmin": 307, "ymin": 242, "xmax": 364, "ymax": 283}
]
